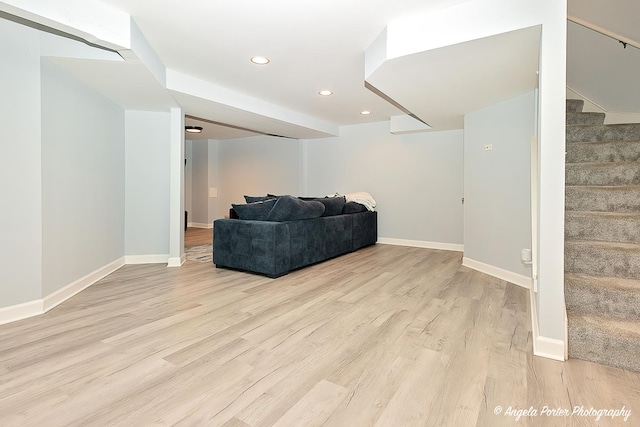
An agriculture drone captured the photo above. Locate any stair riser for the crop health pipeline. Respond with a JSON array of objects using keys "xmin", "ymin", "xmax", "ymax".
[
  {"xmin": 566, "ymin": 164, "xmax": 640, "ymax": 186},
  {"xmin": 566, "ymin": 214, "xmax": 640, "ymax": 244},
  {"xmin": 565, "ymin": 187, "xmax": 640, "ymax": 212},
  {"xmin": 567, "ymin": 124, "xmax": 640, "ymax": 143},
  {"xmin": 565, "ymin": 243, "xmax": 640, "ymax": 279},
  {"xmin": 566, "ymin": 112, "xmax": 605, "ymax": 126},
  {"xmin": 566, "ymin": 99, "xmax": 584, "ymax": 113},
  {"xmin": 565, "ymin": 282, "xmax": 640, "ymax": 321},
  {"xmin": 568, "ymin": 320, "xmax": 640, "ymax": 371},
  {"xmin": 566, "ymin": 141, "xmax": 640, "ymax": 164}
]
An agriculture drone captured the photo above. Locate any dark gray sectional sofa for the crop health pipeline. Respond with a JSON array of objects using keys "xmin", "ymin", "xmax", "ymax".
[{"xmin": 213, "ymin": 195, "xmax": 377, "ymax": 277}]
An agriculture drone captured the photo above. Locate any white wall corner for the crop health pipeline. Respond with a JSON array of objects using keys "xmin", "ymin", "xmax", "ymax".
[
  {"xmin": 167, "ymin": 254, "xmax": 187, "ymax": 268},
  {"xmin": 462, "ymin": 257, "xmax": 532, "ymax": 289},
  {"xmin": 529, "ymin": 287, "xmax": 566, "ymax": 361}
]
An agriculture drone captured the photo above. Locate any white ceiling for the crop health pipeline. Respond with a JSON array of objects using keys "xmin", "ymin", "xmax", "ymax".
[{"xmin": 8, "ymin": 1, "xmax": 637, "ymax": 139}]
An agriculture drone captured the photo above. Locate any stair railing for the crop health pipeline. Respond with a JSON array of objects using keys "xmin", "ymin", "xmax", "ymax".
[{"xmin": 568, "ymin": 16, "xmax": 640, "ymax": 51}]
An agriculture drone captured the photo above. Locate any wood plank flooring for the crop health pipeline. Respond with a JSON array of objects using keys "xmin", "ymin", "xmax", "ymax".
[
  {"xmin": 185, "ymin": 227, "xmax": 213, "ymax": 248},
  {"xmin": 1, "ymin": 243, "xmax": 639, "ymax": 426}
]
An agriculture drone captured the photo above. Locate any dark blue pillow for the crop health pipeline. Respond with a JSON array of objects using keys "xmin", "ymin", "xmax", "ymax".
[
  {"xmin": 266, "ymin": 195, "xmax": 325, "ymax": 221},
  {"xmin": 244, "ymin": 195, "xmax": 276, "ymax": 203},
  {"xmin": 232, "ymin": 198, "xmax": 277, "ymax": 220},
  {"xmin": 342, "ymin": 201, "xmax": 368, "ymax": 214},
  {"xmin": 300, "ymin": 196, "xmax": 346, "ymax": 216}
]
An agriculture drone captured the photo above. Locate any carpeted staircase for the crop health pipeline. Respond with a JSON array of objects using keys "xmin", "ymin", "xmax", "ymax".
[{"xmin": 565, "ymin": 99, "xmax": 640, "ymax": 372}]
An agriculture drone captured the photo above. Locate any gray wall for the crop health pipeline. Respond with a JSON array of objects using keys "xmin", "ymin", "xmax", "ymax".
[
  {"xmin": 184, "ymin": 140, "xmax": 193, "ymax": 223},
  {"xmin": 304, "ymin": 121, "xmax": 464, "ymax": 245},
  {"xmin": 190, "ymin": 141, "xmax": 210, "ymax": 224},
  {"xmin": 0, "ymin": 18, "xmax": 43, "ymax": 307},
  {"xmin": 217, "ymin": 135, "xmax": 301, "ymax": 219},
  {"xmin": 207, "ymin": 140, "xmax": 219, "ymax": 224},
  {"xmin": 463, "ymin": 91, "xmax": 535, "ymax": 277},
  {"xmin": 41, "ymin": 60, "xmax": 125, "ymax": 295},
  {"xmin": 124, "ymin": 111, "xmax": 171, "ymax": 256}
]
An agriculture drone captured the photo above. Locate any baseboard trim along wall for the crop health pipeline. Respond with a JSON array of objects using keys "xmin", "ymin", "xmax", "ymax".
[
  {"xmin": 187, "ymin": 222, "xmax": 213, "ymax": 229},
  {"xmin": 43, "ymin": 257, "xmax": 126, "ymax": 312},
  {"xmin": 0, "ymin": 256, "xmax": 126, "ymax": 326},
  {"xmin": 462, "ymin": 257, "xmax": 532, "ymax": 289},
  {"xmin": 125, "ymin": 254, "xmax": 170, "ymax": 264},
  {"xmin": 529, "ymin": 287, "xmax": 566, "ymax": 361},
  {"xmin": 0, "ymin": 300, "xmax": 43, "ymax": 326},
  {"xmin": 167, "ymin": 253, "xmax": 186, "ymax": 267},
  {"xmin": 378, "ymin": 237, "xmax": 463, "ymax": 252}
]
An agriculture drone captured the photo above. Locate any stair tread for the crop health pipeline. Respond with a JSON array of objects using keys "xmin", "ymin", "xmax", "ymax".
[
  {"xmin": 567, "ymin": 139, "xmax": 640, "ymax": 144},
  {"xmin": 566, "ymin": 272, "xmax": 640, "ymax": 291},
  {"xmin": 566, "ymin": 184, "xmax": 640, "ymax": 189},
  {"xmin": 566, "ymin": 161, "xmax": 640, "ymax": 166},
  {"xmin": 567, "ymin": 310, "xmax": 640, "ymax": 337},
  {"xmin": 566, "ymin": 210, "xmax": 640, "ymax": 218},
  {"xmin": 565, "ymin": 240, "xmax": 640, "ymax": 250}
]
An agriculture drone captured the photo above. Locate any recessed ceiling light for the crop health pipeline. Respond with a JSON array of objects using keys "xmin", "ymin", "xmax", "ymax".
[
  {"xmin": 360, "ymin": 110, "xmax": 371, "ymax": 115},
  {"xmin": 185, "ymin": 126, "xmax": 203, "ymax": 133},
  {"xmin": 319, "ymin": 90, "xmax": 333, "ymax": 96},
  {"xmin": 251, "ymin": 56, "xmax": 270, "ymax": 65}
]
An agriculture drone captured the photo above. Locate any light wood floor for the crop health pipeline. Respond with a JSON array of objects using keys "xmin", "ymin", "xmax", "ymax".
[
  {"xmin": 1, "ymin": 244, "xmax": 639, "ymax": 426},
  {"xmin": 185, "ymin": 227, "xmax": 213, "ymax": 248}
]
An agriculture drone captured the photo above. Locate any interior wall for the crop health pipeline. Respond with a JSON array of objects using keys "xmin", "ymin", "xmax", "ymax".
[
  {"xmin": 207, "ymin": 140, "xmax": 219, "ymax": 224},
  {"xmin": 217, "ymin": 135, "xmax": 301, "ymax": 219},
  {"xmin": 190, "ymin": 141, "xmax": 210, "ymax": 224},
  {"xmin": 41, "ymin": 59, "xmax": 125, "ymax": 295},
  {"xmin": 463, "ymin": 91, "xmax": 535, "ymax": 279},
  {"xmin": 185, "ymin": 140, "xmax": 193, "ymax": 223},
  {"xmin": 0, "ymin": 18, "xmax": 43, "ymax": 308},
  {"xmin": 124, "ymin": 110, "xmax": 171, "ymax": 257},
  {"xmin": 304, "ymin": 121, "xmax": 464, "ymax": 246}
]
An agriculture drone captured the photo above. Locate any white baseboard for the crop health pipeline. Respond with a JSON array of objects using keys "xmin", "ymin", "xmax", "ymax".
[
  {"xmin": 0, "ymin": 299, "xmax": 43, "ymax": 326},
  {"xmin": 43, "ymin": 257, "xmax": 125, "ymax": 312},
  {"xmin": 462, "ymin": 257, "xmax": 532, "ymax": 289},
  {"xmin": 378, "ymin": 237, "xmax": 463, "ymax": 252},
  {"xmin": 529, "ymin": 288, "xmax": 566, "ymax": 361},
  {"xmin": 0, "ymin": 257, "xmax": 126, "ymax": 326},
  {"xmin": 125, "ymin": 254, "xmax": 170, "ymax": 265},
  {"xmin": 188, "ymin": 222, "xmax": 212, "ymax": 229},
  {"xmin": 167, "ymin": 253, "xmax": 186, "ymax": 267}
]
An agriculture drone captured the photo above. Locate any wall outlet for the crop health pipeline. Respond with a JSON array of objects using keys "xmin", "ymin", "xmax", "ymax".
[
  {"xmin": 521, "ymin": 248, "xmax": 532, "ymax": 263},
  {"xmin": 483, "ymin": 144, "xmax": 493, "ymax": 151}
]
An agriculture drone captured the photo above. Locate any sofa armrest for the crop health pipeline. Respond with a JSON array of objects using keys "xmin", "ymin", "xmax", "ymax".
[{"xmin": 213, "ymin": 219, "xmax": 291, "ymax": 277}]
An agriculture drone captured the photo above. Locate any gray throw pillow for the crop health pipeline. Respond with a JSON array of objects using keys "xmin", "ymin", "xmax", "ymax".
[
  {"xmin": 342, "ymin": 201, "xmax": 368, "ymax": 214},
  {"xmin": 266, "ymin": 195, "xmax": 325, "ymax": 221},
  {"xmin": 300, "ymin": 196, "xmax": 346, "ymax": 216},
  {"xmin": 232, "ymin": 198, "xmax": 277, "ymax": 220}
]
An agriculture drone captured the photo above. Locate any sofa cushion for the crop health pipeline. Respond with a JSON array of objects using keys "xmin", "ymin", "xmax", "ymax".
[
  {"xmin": 267, "ymin": 195, "xmax": 325, "ymax": 222},
  {"xmin": 232, "ymin": 198, "xmax": 278, "ymax": 220},
  {"xmin": 300, "ymin": 196, "xmax": 346, "ymax": 216},
  {"xmin": 244, "ymin": 195, "xmax": 276, "ymax": 203},
  {"xmin": 342, "ymin": 201, "xmax": 368, "ymax": 214}
]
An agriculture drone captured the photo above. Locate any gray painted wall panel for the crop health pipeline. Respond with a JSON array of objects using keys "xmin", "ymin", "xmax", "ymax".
[
  {"xmin": 124, "ymin": 111, "xmax": 171, "ymax": 256},
  {"xmin": 463, "ymin": 91, "xmax": 535, "ymax": 277},
  {"xmin": 41, "ymin": 59, "xmax": 125, "ymax": 295},
  {"xmin": 0, "ymin": 19, "xmax": 43, "ymax": 307},
  {"xmin": 304, "ymin": 122, "xmax": 464, "ymax": 245}
]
